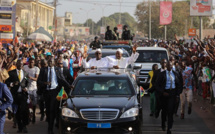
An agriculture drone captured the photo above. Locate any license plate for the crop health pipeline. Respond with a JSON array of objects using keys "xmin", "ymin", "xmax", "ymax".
[{"xmin": 87, "ymin": 123, "xmax": 111, "ymax": 128}]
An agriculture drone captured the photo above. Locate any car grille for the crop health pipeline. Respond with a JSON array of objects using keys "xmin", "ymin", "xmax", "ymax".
[
  {"xmin": 80, "ymin": 108, "xmax": 119, "ymax": 121},
  {"xmin": 139, "ymin": 70, "xmax": 151, "ymax": 75}
]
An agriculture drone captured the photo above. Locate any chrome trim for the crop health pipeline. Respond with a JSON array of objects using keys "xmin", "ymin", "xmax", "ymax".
[{"xmin": 80, "ymin": 108, "xmax": 119, "ymax": 121}]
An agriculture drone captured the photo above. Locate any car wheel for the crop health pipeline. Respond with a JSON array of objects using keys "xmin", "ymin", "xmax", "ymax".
[
  {"xmin": 134, "ymin": 113, "xmax": 143, "ymax": 134},
  {"xmin": 59, "ymin": 117, "xmax": 67, "ymax": 134}
]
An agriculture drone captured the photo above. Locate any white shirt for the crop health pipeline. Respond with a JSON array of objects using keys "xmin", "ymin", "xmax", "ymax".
[
  {"xmin": 16, "ymin": 69, "xmax": 24, "ymax": 92},
  {"xmin": 107, "ymin": 52, "xmax": 139, "ymax": 68},
  {"xmin": 83, "ymin": 58, "xmax": 109, "ymax": 68},
  {"xmin": 60, "ymin": 68, "xmax": 64, "ymax": 74},
  {"xmin": 47, "ymin": 67, "xmax": 58, "ymax": 90},
  {"xmin": 23, "ymin": 65, "xmax": 40, "ymax": 92},
  {"xmin": 63, "ymin": 59, "xmax": 69, "ymax": 68}
]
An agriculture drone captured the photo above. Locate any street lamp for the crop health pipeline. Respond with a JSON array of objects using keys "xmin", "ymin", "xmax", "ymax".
[
  {"xmin": 118, "ymin": 0, "xmax": 124, "ymax": 24},
  {"xmin": 80, "ymin": 8, "xmax": 95, "ymax": 27},
  {"xmin": 94, "ymin": 3, "xmax": 112, "ymax": 26}
]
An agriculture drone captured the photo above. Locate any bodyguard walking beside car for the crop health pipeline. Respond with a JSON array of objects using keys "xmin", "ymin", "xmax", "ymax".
[
  {"xmin": 155, "ymin": 61, "xmax": 183, "ymax": 134},
  {"xmin": 6, "ymin": 60, "xmax": 29, "ymax": 133},
  {"xmin": 37, "ymin": 59, "xmax": 71, "ymax": 134},
  {"xmin": 151, "ymin": 59, "xmax": 167, "ymax": 118}
]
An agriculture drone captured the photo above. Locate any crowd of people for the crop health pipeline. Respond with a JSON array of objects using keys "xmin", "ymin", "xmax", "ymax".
[
  {"xmin": 0, "ymin": 33, "xmax": 139, "ymax": 134},
  {"xmin": 0, "ymin": 32, "xmax": 215, "ymax": 134},
  {"xmin": 147, "ymin": 34, "xmax": 215, "ymax": 134}
]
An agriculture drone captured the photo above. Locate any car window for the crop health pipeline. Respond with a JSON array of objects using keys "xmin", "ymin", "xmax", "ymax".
[
  {"xmin": 136, "ymin": 50, "xmax": 168, "ymax": 63},
  {"xmin": 72, "ymin": 77, "xmax": 133, "ymax": 96}
]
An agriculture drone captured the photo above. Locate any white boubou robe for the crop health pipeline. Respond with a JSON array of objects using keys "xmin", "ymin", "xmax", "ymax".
[
  {"xmin": 107, "ymin": 52, "xmax": 139, "ymax": 68},
  {"xmin": 83, "ymin": 58, "xmax": 109, "ymax": 68}
]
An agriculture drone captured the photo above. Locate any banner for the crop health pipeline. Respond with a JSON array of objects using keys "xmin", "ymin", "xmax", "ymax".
[
  {"xmin": 190, "ymin": 0, "xmax": 212, "ymax": 16},
  {"xmin": 202, "ymin": 67, "xmax": 212, "ymax": 82},
  {"xmin": 160, "ymin": 1, "xmax": 172, "ymax": 25},
  {"xmin": 117, "ymin": 24, "xmax": 123, "ymax": 34},
  {"xmin": 0, "ymin": 25, "xmax": 12, "ymax": 31},
  {"xmin": 70, "ymin": 29, "xmax": 74, "ymax": 37},
  {"xmin": 188, "ymin": 28, "xmax": 196, "ymax": 37},
  {"xmin": 100, "ymin": 27, "xmax": 105, "ymax": 35},
  {"xmin": 85, "ymin": 28, "xmax": 90, "ymax": 36}
]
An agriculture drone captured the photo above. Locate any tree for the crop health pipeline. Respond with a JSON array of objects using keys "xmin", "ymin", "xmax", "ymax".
[
  {"xmin": 213, "ymin": 22, "xmax": 215, "ymax": 29},
  {"xmin": 135, "ymin": 1, "xmax": 211, "ymax": 39}
]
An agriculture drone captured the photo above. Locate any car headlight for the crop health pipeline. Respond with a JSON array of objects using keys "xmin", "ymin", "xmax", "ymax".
[
  {"xmin": 120, "ymin": 108, "xmax": 139, "ymax": 118},
  {"xmin": 62, "ymin": 108, "xmax": 79, "ymax": 118}
]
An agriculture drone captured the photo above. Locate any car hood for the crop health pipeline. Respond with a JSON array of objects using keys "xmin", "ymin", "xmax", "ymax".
[{"xmin": 69, "ymin": 96, "xmax": 137, "ymax": 112}]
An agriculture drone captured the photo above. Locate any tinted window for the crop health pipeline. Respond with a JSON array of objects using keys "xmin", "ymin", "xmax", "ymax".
[
  {"xmin": 136, "ymin": 50, "xmax": 168, "ymax": 63},
  {"xmin": 72, "ymin": 77, "xmax": 133, "ymax": 96}
]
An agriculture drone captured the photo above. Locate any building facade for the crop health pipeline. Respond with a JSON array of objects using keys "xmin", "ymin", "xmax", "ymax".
[{"xmin": 16, "ymin": 0, "xmax": 54, "ymax": 36}]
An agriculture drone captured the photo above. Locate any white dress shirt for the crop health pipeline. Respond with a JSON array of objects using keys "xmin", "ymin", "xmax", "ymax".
[
  {"xmin": 107, "ymin": 52, "xmax": 139, "ymax": 68},
  {"xmin": 47, "ymin": 67, "xmax": 58, "ymax": 90},
  {"xmin": 16, "ymin": 69, "xmax": 24, "ymax": 92},
  {"xmin": 23, "ymin": 65, "xmax": 40, "ymax": 92},
  {"xmin": 83, "ymin": 58, "xmax": 109, "ymax": 68}
]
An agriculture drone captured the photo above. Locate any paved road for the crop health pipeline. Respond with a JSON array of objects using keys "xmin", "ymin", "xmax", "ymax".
[{"xmin": 3, "ymin": 96, "xmax": 215, "ymax": 134}]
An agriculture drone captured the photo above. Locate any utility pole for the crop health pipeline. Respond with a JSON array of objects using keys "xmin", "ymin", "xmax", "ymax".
[
  {"xmin": 149, "ymin": 0, "xmax": 151, "ymax": 40},
  {"xmin": 199, "ymin": 16, "xmax": 203, "ymax": 41},
  {"xmin": 53, "ymin": 0, "xmax": 57, "ymax": 41},
  {"xmin": 119, "ymin": 0, "xmax": 122, "ymax": 24},
  {"xmin": 35, "ymin": 0, "xmax": 39, "ymax": 31},
  {"xmin": 191, "ymin": 17, "xmax": 193, "ymax": 28},
  {"xmin": 185, "ymin": 19, "xmax": 188, "ymax": 38}
]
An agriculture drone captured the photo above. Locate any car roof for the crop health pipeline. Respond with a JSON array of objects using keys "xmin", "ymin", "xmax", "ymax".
[
  {"xmin": 137, "ymin": 47, "xmax": 167, "ymax": 51},
  {"xmin": 78, "ymin": 71, "xmax": 130, "ymax": 78}
]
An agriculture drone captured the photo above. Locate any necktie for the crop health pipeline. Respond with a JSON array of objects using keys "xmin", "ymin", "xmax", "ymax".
[
  {"xmin": 18, "ymin": 70, "xmax": 21, "ymax": 82},
  {"xmin": 168, "ymin": 71, "xmax": 173, "ymax": 89},
  {"xmin": 49, "ymin": 68, "xmax": 52, "ymax": 88}
]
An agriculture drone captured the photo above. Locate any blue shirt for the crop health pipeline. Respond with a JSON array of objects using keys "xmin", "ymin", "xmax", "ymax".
[
  {"xmin": 47, "ymin": 67, "xmax": 58, "ymax": 90},
  {"xmin": 0, "ymin": 83, "xmax": 13, "ymax": 113},
  {"xmin": 165, "ymin": 70, "xmax": 176, "ymax": 89}
]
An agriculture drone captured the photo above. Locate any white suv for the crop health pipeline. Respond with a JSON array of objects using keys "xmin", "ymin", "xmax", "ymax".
[{"xmin": 134, "ymin": 47, "xmax": 169, "ymax": 88}]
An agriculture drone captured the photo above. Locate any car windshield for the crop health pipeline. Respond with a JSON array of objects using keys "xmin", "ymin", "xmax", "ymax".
[
  {"xmin": 72, "ymin": 77, "xmax": 134, "ymax": 96},
  {"xmin": 88, "ymin": 52, "xmax": 128, "ymax": 59},
  {"xmin": 136, "ymin": 50, "xmax": 168, "ymax": 63}
]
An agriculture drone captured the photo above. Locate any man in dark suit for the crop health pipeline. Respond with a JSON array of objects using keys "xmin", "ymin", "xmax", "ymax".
[
  {"xmin": 37, "ymin": 59, "xmax": 70, "ymax": 134},
  {"xmin": 155, "ymin": 61, "xmax": 183, "ymax": 134},
  {"xmin": 6, "ymin": 60, "xmax": 29, "ymax": 133},
  {"xmin": 105, "ymin": 26, "xmax": 113, "ymax": 40},
  {"xmin": 151, "ymin": 59, "xmax": 167, "ymax": 118},
  {"xmin": 55, "ymin": 59, "xmax": 74, "ymax": 128},
  {"xmin": 113, "ymin": 27, "xmax": 119, "ymax": 40},
  {"xmin": 122, "ymin": 25, "xmax": 131, "ymax": 40},
  {"xmin": 57, "ymin": 59, "xmax": 74, "ymax": 94},
  {"xmin": 0, "ymin": 82, "xmax": 13, "ymax": 134}
]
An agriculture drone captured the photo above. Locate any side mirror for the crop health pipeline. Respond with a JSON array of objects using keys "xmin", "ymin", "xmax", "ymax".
[{"xmin": 133, "ymin": 64, "xmax": 142, "ymax": 70}]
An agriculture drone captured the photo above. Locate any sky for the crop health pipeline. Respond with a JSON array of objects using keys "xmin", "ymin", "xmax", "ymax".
[{"xmin": 42, "ymin": 0, "xmax": 215, "ymax": 24}]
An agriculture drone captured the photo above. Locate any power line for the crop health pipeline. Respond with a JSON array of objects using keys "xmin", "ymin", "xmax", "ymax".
[
  {"xmin": 62, "ymin": 0, "xmax": 137, "ymax": 7},
  {"xmin": 63, "ymin": 0, "xmax": 143, "ymax": 3}
]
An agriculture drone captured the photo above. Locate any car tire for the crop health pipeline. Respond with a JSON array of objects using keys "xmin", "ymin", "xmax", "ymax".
[
  {"xmin": 59, "ymin": 117, "xmax": 66, "ymax": 134},
  {"xmin": 134, "ymin": 111, "xmax": 143, "ymax": 134}
]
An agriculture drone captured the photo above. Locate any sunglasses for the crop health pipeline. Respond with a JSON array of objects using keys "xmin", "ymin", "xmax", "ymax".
[
  {"xmin": 95, "ymin": 53, "xmax": 101, "ymax": 55},
  {"xmin": 58, "ymin": 63, "xmax": 63, "ymax": 65}
]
